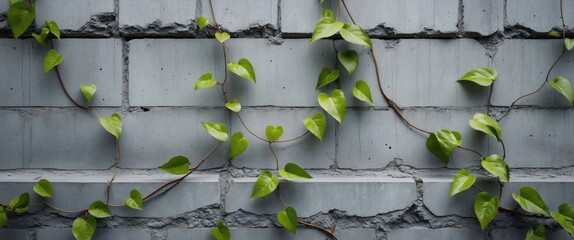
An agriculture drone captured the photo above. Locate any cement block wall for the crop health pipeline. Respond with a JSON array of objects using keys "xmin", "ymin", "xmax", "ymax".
[{"xmin": 0, "ymin": 0, "xmax": 573, "ymax": 239}]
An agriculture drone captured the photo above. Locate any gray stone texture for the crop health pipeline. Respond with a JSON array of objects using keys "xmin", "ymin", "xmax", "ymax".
[
  {"xmin": 463, "ymin": 0, "xmax": 504, "ymax": 35},
  {"xmin": 387, "ymin": 227, "xmax": 485, "ymax": 240},
  {"xmin": 0, "ymin": 229, "xmax": 32, "ymax": 240},
  {"xmin": 507, "ymin": 0, "xmax": 574, "ymax": 32},
  {"xmin": 200, "ymin": 0, "xmax": 279, "ymax": 32},
  {"xmin": 37, "ymin": 228, "xmax": 151, "ymax": 240},
  {"xmin": 35, "ymin": 0, "xmax": 115, "ymax": 30},
  {"xmin": 119, "ymin": 0, "xmax": 197, "ymax": 28},
  {"xmin": 167, "ymin": 228, "xmax": 375, "ymax": 240}
]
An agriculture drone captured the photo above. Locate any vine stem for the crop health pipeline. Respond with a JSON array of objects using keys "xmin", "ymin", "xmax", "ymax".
[
  {"xmin": 106, "ymin": 140, "xmax": 121, "ymax": 204},
  {"xmin": 268, "ymin": 143, "xmax": 280, "ymax": 170}
]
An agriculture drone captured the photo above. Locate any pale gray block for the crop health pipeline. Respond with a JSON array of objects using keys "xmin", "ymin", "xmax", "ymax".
[
  {"xmin": 167, "ymin": 228, "xmax": 375, "ymax": 240},
  {"xmin": 37, "ymin": 228, "xmax": 151, "ymax": 240},
  {"xmin": 119, "ymin": 0, "xmax": 197, "ymax": 27},
  {"xmin": 463, "ymin": 0, "xmax": 504, "ymax": 35},
  {"xmin": 225, "ymin": 176, "xmax": 416, "ymax": 217},
  {"xmin": 200, "ymin": 0, "xmax": 278, "ymax": 32},
  {"xmin": 0, "ymin": 111, "xmax": 24, "ymax": 169},
  {"xmin": 35, "ymin": 0, "xmax": 115, "ymax": 30},
  {"xmin": 0, "ymin": 229, "xmax": 32, "ymax": 240},
  {"xmin": 0, "ymin": 1, "xmax": 7, "ymax": 13},
  {"xmin": 507, "ymin": 0, "xmax": 574, "ymax": 32},
  {"xmin": 492, "ymin": 228, "xmax": 573, "ymax": 240},
  {"xmin": 387, "ymin": 227, "xmax": 484, "ymax": 240}
]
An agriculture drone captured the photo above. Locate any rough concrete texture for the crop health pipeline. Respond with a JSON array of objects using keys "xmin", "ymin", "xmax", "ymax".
[
  {"xmin": 507, "ymin": 0, "xmax": 574, "ymax": 32},
  {"xmin": 463, "ymin": 0, "xmax": 504, "ymax": 36},
  {"xmin": 200, "ymin": 0, "xmax": 279, "ymax": 33},
  {"xmin": 35, "ymin": 0, "xmax": 114, "ymax": 31},
  {"xmin": 37, "ymin": 228, "xmax": 151, "ymax": 240},
  {"xmin": 168, "ymin": 228, "xmax": 375, "ymax": 239},
  {"xmin": 386, "ymin": 227, "xmax": 484, "ymax": 240},
  {"xmin": 119, "ymin": 0, "xmax": 197, "ymax": 36}
]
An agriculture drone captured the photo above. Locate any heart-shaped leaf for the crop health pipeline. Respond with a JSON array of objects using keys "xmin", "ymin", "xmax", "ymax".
[
  {"xmin": 0, "ymin": 206, "xmax": 7, "ymax": 228},
  {"xmin": 277, "ymin": 206, "xmax": 298, "ymax": 234},
  {"xmin": 265, "ymin": 125, "xmax": 283, "ymax": 142},
  {"xmin": 32, "ymin": 28, "xmax": 50, "ymax": 46},
  {"xmin": 318, "ymin": 89, "xmax": 346, "ymax": 123},
  {"xmin": 337, "ymin": 50, "xmax": 359, "ymax": 74},
  {"xmin": 551, "ymin": 203, "xmax": 574, "ymax": 238},
  {"xmin": 201, "ymin": 122, "xmax": 229, "ymax": 142},
  {"xmin": 215, "ymin": 32, "xmax": 230, "ymax": 43},
  {"xmin": 303, "ymin": 112, "xmax": 326, "ymax": 142},
  {"xmin": 339, "ymin": 23, "xmax": 372, "ymax": 49},
  {"xmin": 481, "ymin": 154, "xmax": 509, "ymax": 182},
  {"xmin": 80, "ymin": 84, "xmax": 97, "ymax": 102},
  {"xmin": 46, "ymin": 20, "xmax": 60, "ymax": 39},
  {"xmin": 211, "ymin": 220, "xmax": 231, "ymax": 240},
  {"xmin": 316, "ymin": 67, "xmax": 340, "ymax": 89},
  {"xmin": 251, "ymin": 170, "xmax": 279, "ymax": 198},
  {"xmin": 565, "ymin": 38, "xmax": 574, "ymax": 51},
  {"xmin": 309, "ymin": 10, "xmax": 344, "ymax": 44},
  {"xmin": 279, "ymin": 163, "xmax": 313, "ymax": 180},
  {"xmin": 7, "ymin": 2, "xmax": 35, "ymax": 39},
  {"xmin": 225, "ymin": 98, "xmax": 241, "ymax": 112},
  {"xmin": 426, "ymin": 129, "xmax": 462, "ymax": 163},
  {"xmin": 33, "ymin": 179, "xmax": 53, "ymax": 198},
  {"xmin": 8, "ymin": 192, "xmax": 29, "ymax": 214},
  {"xmin": 159, "ymin": 155, "xmax": 190, "ymax": 175},
  {"xmin": 526, "ymin": 225, "xmax": 545, "ymax": 240},
  {"xmin": 550, "ymin": 76, "xmax": 574, "ymax": 106},
  {"xmin": 125, "ymin": 189, "xmax": 143, "ymax": 210},
  {"xmin": 457, "ymin": 67, "xmax": 498, "ymax": 86},
  {"xmin": 450, "ymin": 169, "xmax": 476, "ymax": 197},
  {"xmin": 72, "ymin": 215, "xmax": 96, "ymax": 240},
  {"xmin": 229, "ymin": 131, "xmax": 249, "ymax": 159},
  {"xmin": 99, "ymin": 112, "xmax": 122, "ymax": 141},
  {"xmin": 228, "ymin": 58, "xmax": 256, "ymax": 83},
  {"xmin": 195, "ymin": 72, "xmax": 218, "ymax": 90},
  {"xmin": 88, "ymin": 200, "xmax": 112, "ymax": 218},
  {"xmin": 197, "ymin": 16, "xmax": 210, "ymax": 30},
  {"xmin": 474, "ymin": 192, "xmax": 499, "ymax": 230},
  {"xmin": 512, "ymin": 186, "xmax": 549, "ymax": 215},
  {"xmin": 352, "ymin": 80, "xmax": 374, "ymax": 105},
  {"xmin": 44, "ymin": 49, "xmax": 64, "ymax": 73},
  {"xmin": 549, "ymin": 31, "xmax": 561, "ymax": 38},
  {"xmin": 469, "ymin": 112, "xmax": 502, "ymax": 142}
]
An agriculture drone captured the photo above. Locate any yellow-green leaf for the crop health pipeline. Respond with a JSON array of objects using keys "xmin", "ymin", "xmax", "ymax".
[
  {"xmin": 457, "ymin": 67, "xmax": 497, "ymax": 86},
  {"xmin": 549, "ymin": 31, "xmax": 561, "ymax": 38},
  {"xmin": 201, "ymin": 122, "xmax": 229, "ymax": 142},
  {"xmin": 80, "ymin": 84, "xmax": 97, "ymax": 102},
  {"xmin": 450, "ymin": 169, "xmax": 476, "ymax": 196},
  {"xmin": 46, "ymin": 20, "xmax": 60, "ymax": 39},
  {"xmin": 565, "ymin": 38, "xmax": 574, "ymax": 51},
  {"xmin": 318, "ymin": 89, "xmax": 346, "ymax": 123},
  {"xmin": 309, "ymin": 11, "xmax": 344, "ymax": 44},
  {"xmin": 44, "ymin": 49, "xmax": 64, "ymax": 73},
  {"xmin": 229, "ymin": 132, "xmax": 249, "ymax": 159},
  {"xmin": 33, "ymin": 179, "xmax": 53, "ymax": 198},
  {"xmin": 88, "ymin": 200, "xmax": 111, "ymax": 218},
  {"xmin": 337, "ymin": 50, "xmax": 359, "ymax": 74},
  {"xmin": 125, "ymin": 189, "xmax": 143, "ymax": 210},
  {"xmin": 474, "ymin": 192, "xmax": 499, "ymax": 230},
  {"xmin": 316, "ymin": 67, "xmax": 340, "ymax": 89},
  {"xmin": 481, "ymin": 154, "xmax": 509, "ymax": 182},
  {"xmin": 277, "ymin": 206, "xmax": 298, "ymax": 234},
  {"xmin": 551, "ymin": 203, "xmax": 574, "ymax": 238},
  {"xmin": 512, "ymin": 186, "xmax": 549, "ymax": 215},
  {"xmin": 197, "ymin": 16, "xmax": 210, "ymax": 30},
  {"xmin": 426, "ymin": 129, "xmax": 462, "ymax": 163},
  {"xmin": 265, "ymin": 125, "xmax": 283, "ymax": 143},
  {"xmin": 550, "ymin": 76, "xmax": 574, "ymax": 106},
  {"xmin": 303, "ymin": 112, "xmax": 326, "ymax": 142},
  {"xmin": 215, "ymin": 32, "xmax": 230, "ymax": 43},
  {"xmin": 159, "ymin": 155, "xmax": 190, "ymax": 175},
  {"xmin": 72, "ymin": 215, "xmax": 96, "ymax": 240},
  {"xmin": 0, "ymin": 206, "xmax": 7, "ymax": 228},
  {"xmin": 7, "ymin": 2, "xmax": 35, "ymax": 39},
  {"xmin": 339, "ymin": 23, "xmax": 372, "ymax": 49},
  {"xmin": 99, "ymin": 112, "xmax": 122, "ymax": 140},
  {"xmin": 195, "ymin": 72, "xmax": 218, "ymax": 90},
  {"xmin": 279, "ymin": 163, "xmax": 313, "ymax": 180},
  {"xmin": 526, "ymin": 225, "xmax": 545, "ymax": 240},
  {"xmin": 228, "ymin": 58, "xmax": 256, "ymax": 83},
  {"xmin": 8, "ymin": 192, "xmax": 29, "ymax": 214},
  {"xmin": 211, "ymin": 220, "xmax": 231, "ymax": 240},
  {"xmin": 251, "ymin": 170, "xmax": 279, "ymax": 198},
  {"xmin": 225, "ymin": 98, "xmax": 241, "ymax": 112},
  {"xmin": 469, "ymin": 112, "xmax": 502, "ymax": 141},
  {"xmin": 352, "ymin": 80, "xmax": 374, "ymax": 105},
  {"xmin": 32, "ymin": 28, "xmax": 50, "ymax": 46}
]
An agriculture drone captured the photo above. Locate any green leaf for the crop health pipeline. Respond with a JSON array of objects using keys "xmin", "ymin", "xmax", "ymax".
[
  {"xmin": 225, "ymin": 98, "xmax": 241, "ymax": 113},
  {"xmin": 558, "ymin": 203, "xmax": 574, "ymax": 219},
  {"xmin": 425, "ymin": 129, "xmax": 462, "ymax": 163},
  {"xmin": 450, "ymin": 169, "xmax": 476, "ymax": 197},
  {"xmin": 197, "ymin": 16, "xmax": 210, "ymax": 30},
  {"xmin": 99, "ymin": 112, "xmax": 122, "ymax": 141},
  {"xmin": 321, "ymin": 9, "xmax": 334, "ymax": 18},
  {"xmin": 474, "ymin": 192, "xmax": 499, "ymax": 230},
  {"xmin": 251, "ymin": 170, "xmax": 279, "ymax": 198},
  {"xmin": 565, "ymin": 38, "xmax": 574, "ymax": 51},
  {"xmin": 309, "ymin": 13, "xmax": 344, "ymax": 44},
  {"xmin": 337, "ymin": 50, "xmax": 359, "ymax": 74},
  {"xmin": 195, "ymin": 72, "xmax": 218, "ymax": 90},
  {"xmin": 72, "ymin": 215, "xmax": 96, "ymax": 240},
  {"xmin": 228, "ymin": 58, "xmax": 256, "ymax": 83},
  {"xmin": 339, "ymin": 23, "xmax": 372, "ymax": 49},
  {"xmin": 0, "ymin": 206, "xmax": 7, "ymax": 228},
  {"xmin": 319, "ymin": 0, "xmax": 326, "ymax": 5},
  {"xmin": 47, "ymin": 20, "xmax": 60, "ymax": 39},
  {"xmin": 318, "ymin": 89, "xmax": 346, "ymax": 123},
  {"xmin": 303, "ymin": 112, "xmax": 326, "ymax": 142},
  {"xmin": 33, "ymin": 179, "xmax": 53, "ymax": 198},
  {"xmin": 549, "ymin": 76, "xmax": 574, "ymax": 106},
  {"xmin": 229, "ymin": 132, "xmax": 249, "ymax": 159},
  {"xmin": 43, "ymin": 49, "xmax": 64, "ymax": 73},
  {"xmin": 549, "ymin": 31, "xmax": 561, "ymax": 38},
  {"xmin": 159, "ymin": 155, "xmax": 190, "ymax": 175},
  {"xmin": 525, "ymin": 225, "xmax": 545, "ymax": 240},
  {"xmin": 88, "ymin": 200, "xmax": 111, "ymax": 218},
  {"xmin": 32, "ymin": 28, "xmax": 50, "ymax": 46},
  {"xmin": 7, "ymin": 2, "xmax": 35, "ymax": 39},
  {"xmin": 551, "ymin": 203, "xmax": 574, "ymax": 238},
  {"xmin": 481, "ymin": 154, "xmax": 509, "ymax": 182},
  {"xmin": 211, "ymin": 220, "xmax": 231, "ymax": 240},
  {"xmin": 125, "ymin": 189, "xmax": 143, "ymax": 211},
  {"xmin": 512, "ymin": 186, "xmax": 549, "ymax": 215},
  {"xmin": 201, "ymin": 122, "xmax": 229, "ymax": 142},
  {"xmin": 352, "ymin": 80, "xmax": 374, "ymax": 105},
  {"xmin": 8, "ymin": 193, "xmax": 29, "ymax": 214},
  {"xmin": 469, "ymin": 112, "xmax": 502, "ymax": 142},
  {"xmin": 279, "ymin": 163, "xmax": 313, "ymax": 180},
  {"xmin": 80, "ymin": 84, "xmax": 97, "ymax": 102},
  {"xmin": 265, "ymin": 125, "xmax": 283, "ymax": 142},
  {"xmin": 277, "ymin": 206, "xmax": 298, "ymax": 234},
  {"xmin": 10, "ymin": 0, "xmax": 23, "ymax": 5},
  {"xmin": 457, "ymin": 67, "xmax": 498, "ymax": 86},
  {"xmin": 215, "ymin": 32, "xmax": 230, "ymax": 43},
  {"xmin": 316, "ymin": 67, "xmax": 340, "ymax": 89}
]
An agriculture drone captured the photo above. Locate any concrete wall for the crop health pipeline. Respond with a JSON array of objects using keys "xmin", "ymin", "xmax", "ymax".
[{"xmin": 0, "ymin": 0, "xmax": 573, "ymax": 239}]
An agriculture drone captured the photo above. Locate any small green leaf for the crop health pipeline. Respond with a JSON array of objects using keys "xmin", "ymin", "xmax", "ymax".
[
  {"xmin": 201, "ymin": 122, "xmax": 229, "ymax": 142},
  {"xmin": 251, "ymin": 170, "xmax": 279, "ymax": 198},
  {"xmin": 450, "ymin": 169, "xmax": 476, "ymax": 197},
  {"xmin": 125, "ymin": 189, "xmax": 143, "ymax": 211},
  {"xmin": 512, "ymin": 186, "xmax": 549, "ymax": 215},
  {"xmin": 80, "ymin": 84, "xmax": 97, "ymax": 102},
  {"xmin": 46, "ymin": 20, "xmax": 60, "ymax": 39},
  {"xmin": 0, "ymin": 206, "xmax": 7, "ymax": 228},
  {"xmin": 309, "ymin": 12, "xmax": 344, "ymax": 44},
  {"xmin": 321, "ymin": 9, "xmax": 333, "ymax": 18},
  {"xmin": 551, "ymin": 203, "xmax": 574, "ymax": 238},
  {"xmin": 215, "ymin": 32, "xmax": 230, "ymax": 43},
  {"xmin": 225, "ymin": 99, "xmax": 241, "ymax": 113},
  {"xmin": 8, "ymin": 193, "xmax": 29, "ymax": 214},
  {"xmin": 549, "ymin": 31, "xmax": 561, "ymax": 38},
  {"xmin": 481, "ymin": 154, "xmax": 509, "ymax": 182},
  {"xmin": 99, "ymin": 112, "xmax": 122, "ymax": 141},
  {"xmin": 279, "ymin": 163, "xmax": 313, "ymax": 180},
  {"xmin": 7, "ymin": 2, "xmax": 36, "ymax": 39},
  {"xmin": 526, "ymin": 225, "xmax": 545, "ymax": 240},
  {"xmin": 88, "ymin": 200, "xmax": 111, "ymax": 218},
  {"xmin": 337, "ymin": 50, "xmax": 359, "ymax": 74},
  {"xmin": 303, "ymin": 112, "xmax": 326, "ymax": 142},
  {"xmin": 457, "ymin": 67, "xmax": 498, "ymax": 86},
  {"xmin": 339, "ymin": 23, "xmax": 372, "ymax": 49},
  {"xmin": 550, "ymin": 76, "xmax": 574, "ymax": 106},
  {"xmin": 10, "ymin": 0, "xmax": 23, "ymax": 6},
  {"xmin": 44, "ymin": 49, "xmax": 64, "ymax": 73},
  {"xmin": 425, "ymin": 129, "xmax": 462, "ymax": 163},
  {"xmin": 72, "ymin": 215, "xmax": 96, "ymax": 240},
  {"xmin": 565, "ymin": 38, "xmax": 574, "ymax": 51},
  {"xmin": 474, "ymin": 192, "xmax": 499, "ymax": 230},
  {"xmin": 159, "ymin": 155, "xmax": 190, "ymax": 175},
  {"xmin": 265, "ymin": 125, "xmax": 283, "ymax": 143},
  {"xmin": 229, "ymin": 132, "xmax": 249, "ymax": 159},
  {"xmin": 352, "ymin": 80, "xmax": 374, "ymax": 105},
  {"xmin": 32, "ymin": 28, "xmax": 50, "ymax": 46},
  {"xmin": 318, "ymin": 89, "xmax": 346, "ymax": 123},
  {"xmin": 195, "ymin": 72, "xmax": 218, "ymax": 90},
  {"xmin": 469, "ymin": 112, "xmax": 502, "ymax": 142},
  {"xmin": 33, "ymin": 179, "xmax": 53, "ymax": 198},
  {"xmin": 558, "ymin": 203, "xmax": 574, "ymax": 219},
  {"xmin": 316, "ymin": 67, "xmax": 340, "ymax": 89},
  {"xmin": 211, "ymin": 220, "xmax": 231, "ymax": 240},
  {"xmin": 277, "ymin": 206, "xmax": 298, "ymax": 234},
  {"xmin": 228, "ymin": 58, "xmax": 256, "ymax": 83},
  {"xmin": 197, "ymin": 16, "xmax": 210, "ymax": 30}
]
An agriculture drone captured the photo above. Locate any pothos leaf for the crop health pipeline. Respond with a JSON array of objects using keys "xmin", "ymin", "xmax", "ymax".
[
  {"xmin": 8, "ymin": 192, "xmax": 29, "ymax": 214},
  {"xmin": 457, "ymin": 67, "xmax": 497, "ymax": 86},
  {"xmin": 525, "ymin": 225, "xmax": 545, "ymax": 240},
  {"xmin": 316, "ymin": 67, "xmax": 340, "ymax": 89},
  {"xmin": 303, "ymin": 112, "xmax": 326, "ymax": 142},
  {"xmin": 195, "ymin": 72, "xmax": 218, "ymax": 90},
  {"xmin": 46, "ymin": 20, "xmax": 60, "ymax": 39},
  {"xmin": 564, "ymin": 38, "xmax": 574, "ymax": 51},
  {"xmin": 159, "ymin": 155, "xmax": 190, "ymax": 175},
  {"xmin": 228, "ymin": 58, "xmax": 256, "ymax": 83},
  {"xmin": 229, "ymin": 131, "xmax": 249, "ymax": 159},
  {"xmin": 277, "ymin": 206, "xmax": 298, "ymax": 234},
  {"xmin": 309, "ymin": 10, "xmax": 344, "ymax": 44},
  {"xmin": 225, "ymin": 98, "xmax": 241, "ymax": 113},
  {"xmin": 197, "ymin": 16, "xmax": 210, "ymax": 30},
  {"xmin": 474, "ymin": 192, "xmax": 499, "ymax": 230},
  {"xmin": 211, "ymin": 220, "xmax": 231, "ymax": 240},
  {"xmin": 32, "ymin": 28, "xmax": 50, "ymax": 46},
  {"xmin": 125, "ymin": 189, "xmax": 143, "ymax": 210},
  {"xmin": 337, "ymin": 50, "xmax": 359, "ymax": 74},
  {"xmin": 33, "ymin": 179, "xmax": 53, "ymax": 198},
  {"xmin": 72, "ymin": 215, "xmax": 96, "ymax": 240},
  {"xmin": 318, "ymin": 89, "xmax": 346, "ymax": 124},
  {"xmin": 481, "ymin": 154, "xmax": 509, "ymax": 182},
  {"xmin": 450, "ymin": 169, "xmax": 476, "ymax": 197},
  {"xmin": 43, "ymin": 49, "xmax": 64, "ymax": 73},
  {"xmin": 7, "ymin": 2, "xmax": 36, "ymax": 39},
  {"xmin": 339, "ymin": 23, "xmax": 372, "ymax": 49},
  {"xmin": 425, "ymin": 129, "xmax": 462, "ymax": 163},
  {"xmin": 469, "ymin": 112, "xmax": 502, "ymax": 142},
  {"xmin": 265, "ymin": 125, "xmax": 283, "ymax": 143},
  {"xmin": 88, "ymin": 200, "xmax": 112, "ymax": 218},
  {"xmin": 215, "ymin": 32, "xmax": 231, "ymax": 43},
  {"xmin": 251, "ymin": 170, "xmax": 279, "ymax": 198},
  {"xmin": 201, "ymin": 122, "xmax": 229, "ymax": 142},
  {"xmin": 99, "ymin": 112, "xmax": 122, "ymax": 141},
  {"xmin": 549, "ymin": 76, "xmax": 574, "ymax": 106},
  {"xmin": 352, "ymin": 80, "xmax": 374, "ymax": 105},
  {"xmin": 279, "ymin": 163, "xmax": 313, "ymax": 180},
  {"xmin": 80, "ymin": 84, "xmax": 97, "ymax": 102},
  {"xmin": 512, "ymin": 186, "xmax": 549, "ymax": 215}
]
